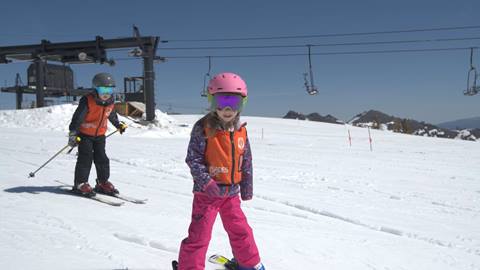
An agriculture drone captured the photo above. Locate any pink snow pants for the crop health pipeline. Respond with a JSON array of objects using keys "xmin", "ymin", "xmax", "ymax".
[{"xmin": 178, "ymin": 193, "xmax": 261, "ymax": 270}]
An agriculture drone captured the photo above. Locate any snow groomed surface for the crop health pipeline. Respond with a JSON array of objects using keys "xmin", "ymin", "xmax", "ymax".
[{"xmin": 0, "ymin": 104, "xmax": 479, "ymax": 270}]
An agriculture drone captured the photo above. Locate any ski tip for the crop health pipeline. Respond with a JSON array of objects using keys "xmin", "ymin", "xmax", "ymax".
[
  {"xmin": 209, "ymin": 253, "xmax": 226, "ymax": 259},
  {"xmin": 208, "ymin": 254, "xmax": 231, "ymax": 265}
]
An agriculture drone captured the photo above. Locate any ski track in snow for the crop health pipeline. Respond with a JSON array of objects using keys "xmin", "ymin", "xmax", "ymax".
[
  {"xmin": 107, "ymin": 156, "xmax": 197, "ymax": 198},
  {"xmin": 0, "ymin": 145, "xmax": 41, "ymax": 156},
  {"xmin": 255, "ymin": 194, "xmax": 480, "ymax": 257},
  {"xmin": 109, "ymin": 156, "xmax": 191, "ymax": 181},
  {"xmin": 430, "ymin": 201, "xmax": 479, "ymax": 213},
  {"xmin": 5, "ymin": 209, "xmax": 121, "ymax": 264},
  {"xmin": 113, "ymin": 233, "xmax": 177, "ymax": 254}
]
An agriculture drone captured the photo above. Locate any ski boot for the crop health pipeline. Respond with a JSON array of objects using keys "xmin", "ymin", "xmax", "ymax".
[
  {"xmin": 72, "ymin": 182, "xmax": 95, "ymax": 197},
  {"xmin": 94, "ymin": 180, "xmax": 119, "ymax": 195},
  {"xmin": 225, "ymin": 258, "xmax": 239, "ymax": 270}
]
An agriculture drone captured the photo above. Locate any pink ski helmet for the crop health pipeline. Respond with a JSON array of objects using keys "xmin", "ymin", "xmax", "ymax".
[{"xmin": 207, "ymin": 72, "xmax": 248, "ymax": 97}]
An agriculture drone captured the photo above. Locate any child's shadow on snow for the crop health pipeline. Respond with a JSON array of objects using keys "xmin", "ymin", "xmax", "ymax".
[{"xmin": 4, "ymin": 185, "xmax": 69, "ymax": 195}]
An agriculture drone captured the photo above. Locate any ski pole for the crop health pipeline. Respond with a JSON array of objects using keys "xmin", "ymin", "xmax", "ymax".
[
  {"xmin": 28, "ymin": 136, "xmax": 81, "ymax": 178},
  {"xmin": 106, "ymin": 129, "xmax": 119, "ymax": 138}
]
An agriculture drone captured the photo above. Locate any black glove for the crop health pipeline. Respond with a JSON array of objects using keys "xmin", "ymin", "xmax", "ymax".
[
  {"xmin": 68, "ymin": 131, "xmax": 80, "ymax": 147},
  {"xmin": 118, "ymin": 121, "xmax": 127, "ymax": 134}
]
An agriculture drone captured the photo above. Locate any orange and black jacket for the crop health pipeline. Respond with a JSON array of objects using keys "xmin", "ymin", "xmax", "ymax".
[
  {"xmin": 69, "ymin": 93, "xmax": 121, "ymax": 137},
  {"xmin": 185, "ymin": 116, "xmax": 253, "ymax": 200}
]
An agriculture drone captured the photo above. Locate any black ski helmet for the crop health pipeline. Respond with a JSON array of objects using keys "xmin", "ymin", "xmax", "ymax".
[{"xmin": 92, "ymin": 73, "xmax": 116, "ymax": 88}]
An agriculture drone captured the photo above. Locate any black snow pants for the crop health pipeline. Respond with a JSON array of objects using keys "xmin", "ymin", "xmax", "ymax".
[{"xmin": 74, "ymin": 134, "xmax": 110, "ymax": 186}]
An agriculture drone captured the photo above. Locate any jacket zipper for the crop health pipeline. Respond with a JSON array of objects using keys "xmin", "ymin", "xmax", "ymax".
[
  {"xmin": 230, "ymin": 131, "xmax": 235, "ymax": 188},
  {"xmin": 95, "ymin": 106, "xmax": 106, "ymax": 137}
]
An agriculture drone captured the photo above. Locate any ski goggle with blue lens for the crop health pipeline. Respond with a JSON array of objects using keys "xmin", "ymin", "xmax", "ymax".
[
  {"xmin": 96, "ymin": 86, "xmax": 114, "ymax": 96},
  {"xmin": 209, "ymin": 93, "xmax": 247, "ymax": 111}
]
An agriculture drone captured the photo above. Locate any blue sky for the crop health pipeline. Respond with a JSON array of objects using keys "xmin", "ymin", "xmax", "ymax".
[{"xmin": 0, "ymin": 0, "xmax": 479, "ymax": 123}]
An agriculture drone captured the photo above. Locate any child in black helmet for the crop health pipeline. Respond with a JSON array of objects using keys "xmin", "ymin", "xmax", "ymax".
[{"xmin": 68, "ymin": 73, "xmax": 127, "ymax": 196}]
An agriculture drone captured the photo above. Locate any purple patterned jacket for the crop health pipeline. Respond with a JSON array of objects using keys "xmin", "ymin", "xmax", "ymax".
[{"xmin": 185, "ymin": 117, "xmax": 253, "ymax": 200}]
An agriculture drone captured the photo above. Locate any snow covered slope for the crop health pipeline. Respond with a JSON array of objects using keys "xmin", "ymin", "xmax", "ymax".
[{"xmin": 0, "ymin": 105, "xmax": 479, "ymax": 270}]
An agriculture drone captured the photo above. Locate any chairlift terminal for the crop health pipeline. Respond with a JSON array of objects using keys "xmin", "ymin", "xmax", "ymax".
[{"xmin": 0, "ymin": 26, "xmax": 162, "ymax": 121}]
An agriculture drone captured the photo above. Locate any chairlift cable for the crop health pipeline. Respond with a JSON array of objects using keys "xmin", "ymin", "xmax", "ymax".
[
  {"xmin": 106, "ymin": 36, "xmax": 480, "ymax": 54},
  {"xmin": 163, "ymin": 25, "xmax": 480, "ymax": 43},
  {"xmin": 46, "ymin": 46, "xmax": 480, "ymax": 63},
  {"xmin": 129, "ymin": 46, "xmax": 479, "ymax": 60},
  {"xmin": 158, "ymin": 36, "xmax": 480, "ymax": 51}
]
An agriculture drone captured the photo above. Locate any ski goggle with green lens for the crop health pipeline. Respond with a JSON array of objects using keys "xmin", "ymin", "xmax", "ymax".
[
  {"xmin": 209, "ymin": 93, "xmax": 247, "ymax": 111},
  {"xmin": 96, "ymin": 86, "xmax": 114, "ymax": 96}
]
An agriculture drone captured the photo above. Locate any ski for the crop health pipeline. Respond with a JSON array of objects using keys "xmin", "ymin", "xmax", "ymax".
[
  {"xmin": 171, "ymin": 255, "xmax": 236, "ymax": 270},
  {"xmin": 171, "ymin": 260, "xmax": 178, "ymax": 270},
  {"xmin": 61, "ymin": 187, "xmax": 125, "ymax": 206},
  {"xmin": 208, "ymin": 254, "xmax": 238, "ymax": 270},
  {"xmin": 109, "ymin": 193, "xmax": 147, "ymax": 204},
  {"xmin": 55, "ymin": 180, "xmax": 147, "ymax": 204}
]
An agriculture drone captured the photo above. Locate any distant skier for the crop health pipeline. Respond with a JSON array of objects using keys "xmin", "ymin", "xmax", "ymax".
[
  {"xmin": 176, "ymin": 72, "xmax": 265, "ymax": 270},
  {"xmin": 68, "ymin": 73, "xmax": 127, "ymax": 196}
]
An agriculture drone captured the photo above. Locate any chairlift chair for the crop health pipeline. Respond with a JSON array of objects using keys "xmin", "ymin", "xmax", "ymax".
[
  {"xmin": 464, "ymin": 48, "xmax": 479, "ymax": 96},
  {"xmin": 464, "ymin": 67, "xmax": 478, "ymax": 96},
  {"xmin": 201, "ymin": 56, "xmax": 212, "ymax": 97},
  {"xmin": 303, "ymin": 45, "xmax": 318, "ymax": 95}
]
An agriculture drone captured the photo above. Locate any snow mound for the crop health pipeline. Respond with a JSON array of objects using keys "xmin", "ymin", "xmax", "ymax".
[
  {"xmin": 0, "ymin": 104, "xmax": 77, "ymax": 132},
  {"xmin": 127, "ymin": 110, "xmax": 192, "ymax": 138},
  {"xmin": 0, "ymin": 104, "xmax": 191, "ymax": 137}
]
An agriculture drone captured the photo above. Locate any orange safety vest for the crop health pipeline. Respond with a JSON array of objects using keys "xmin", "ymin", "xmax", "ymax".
[
  {"xmin": 204, "ymin": 126, "xmax": 247, "ymax": 185},
  {"xmin": 79, "ymin": 94, "xmax": 114, "ymax": 137}
]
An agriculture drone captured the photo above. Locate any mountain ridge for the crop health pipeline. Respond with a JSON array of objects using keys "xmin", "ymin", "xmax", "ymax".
[
  {"xmin": 437, "ymin": 116, "xmax": 480, "ymax": 130},
  {"xmin": 283, "ymin": 110, "xmax": 480, "ymax": 141}
]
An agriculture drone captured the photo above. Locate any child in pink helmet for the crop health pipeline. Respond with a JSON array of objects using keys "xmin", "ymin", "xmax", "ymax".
[{"xmin": 175, "ymin": 72, "xmax": 265, "ymax": 270}]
